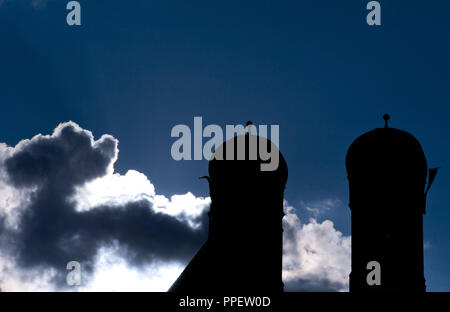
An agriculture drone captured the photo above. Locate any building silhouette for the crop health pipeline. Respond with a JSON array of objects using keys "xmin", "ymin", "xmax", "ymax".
[
  {"xmin": 169, "ymin": 130, "xmax": 287, "ymax": 292},
  {"xmin": 346, "ymin": 114, "xmax": 437, "ymax": 292}
]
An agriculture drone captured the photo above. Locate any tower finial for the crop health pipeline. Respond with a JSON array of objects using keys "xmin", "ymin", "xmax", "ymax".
[
  {"xmin": 383, "ymin": 114, "xmax": 390, "ymax": 128},
  {"xmin": 246, "ymin": 121, "xmax": 253, "ymax": 134}
]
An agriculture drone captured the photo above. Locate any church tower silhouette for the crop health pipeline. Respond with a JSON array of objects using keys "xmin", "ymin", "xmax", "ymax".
[
  {"xmin": 346, "ymin": 114, "xmax": 437, "ymax": 292},
  {"xmin": 169, "ymin": 129, "xmax": 287, "ymax": 292}
]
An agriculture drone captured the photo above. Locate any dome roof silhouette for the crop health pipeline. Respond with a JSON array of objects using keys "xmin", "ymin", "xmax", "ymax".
[
  {"xmin": 346, "ymin": 127, "xmax": 427, "ymax": 180},
  {"xmin": 208, "ymin": 133, "xmax": 288, "ymax": 185}
]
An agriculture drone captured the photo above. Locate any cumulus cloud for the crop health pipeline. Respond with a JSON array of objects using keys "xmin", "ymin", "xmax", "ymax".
[
  {"xmin": 72, "ymin": 170, "xmax": 209, "ymax": 229},
  {"xmin": 282, "ymin": 201, "xmax": 351, "ymax": 292},
  {"xmin": 0, "ymin": 122, "xmax": 350, "ymax": 292},
  {"xmin": 0, "ymin": 122, "xmax": 210, "ymax": 291},
  {"xmin": 78, "ymin": 245, "xmax": 185, "ymax": 292}
]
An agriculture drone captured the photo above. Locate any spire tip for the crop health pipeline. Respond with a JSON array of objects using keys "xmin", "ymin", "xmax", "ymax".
[{"xmin": 383, "ymin": 114, "xmax": 390, "ymax": 128}]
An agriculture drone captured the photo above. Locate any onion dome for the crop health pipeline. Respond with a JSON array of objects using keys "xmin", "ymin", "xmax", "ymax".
[
  {"xmin": 346, "ymin": 114, "xmax": 427, "ymax": 181},
  {"xmin": 208, "ymin": 132, "xmax": 288, "ymax": 187}
]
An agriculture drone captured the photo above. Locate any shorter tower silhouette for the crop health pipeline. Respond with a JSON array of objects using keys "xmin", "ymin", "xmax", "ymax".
[
  {"xmin": 346, "ymin": 114, "xmax": 435, "ymax": 292},
  {"xmin": 169, "ymin": 131, "xmax": 288, "ymax": 292}
]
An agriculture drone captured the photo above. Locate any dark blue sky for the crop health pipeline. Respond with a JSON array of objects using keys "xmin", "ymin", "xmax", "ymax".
[{"xmin": 0, "ymin": 0, "xmax": 449, "ymax": 290}]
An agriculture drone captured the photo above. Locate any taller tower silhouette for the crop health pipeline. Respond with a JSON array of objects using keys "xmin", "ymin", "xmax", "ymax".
[
  {"xmin": 169, "ymin": 131, "xmax": 288, "ymax": 292},
  {"xmin": 346, "ymin": 114, "xmax": 436, "ymax": 292}
]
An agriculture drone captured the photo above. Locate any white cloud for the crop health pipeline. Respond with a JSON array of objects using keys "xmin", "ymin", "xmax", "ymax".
[
  {"xmin": 0, "ymin": 143, "xmax": 35, "ymax": 230},
  {"xmin": 79, "ymin": 244, "xmax": 184, "ymax": 292},
  {"xmin": 283, "ymin": 201, "xmax": 351, "ymax": 291},
  {"xmin": 0, "ymin": 252, "xmax": 58, "ymax": 292},
  {"xmin": 62, "ymin": 167, "xmax": 209, "ymax": 292},
  {"xmin": 72, "ymin": 170, "xmax": 156, "ymax": 211},
  {"xmin": 72, "ymin": 169, "xmax": 210, "ymax": 229},
  {"xmin": 0, "ymin": 122, "xmax": 209, "ymax": 291},
  {"xmin": 301, "ymin": 198, "xmax": 341, "ymax": 218}
]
